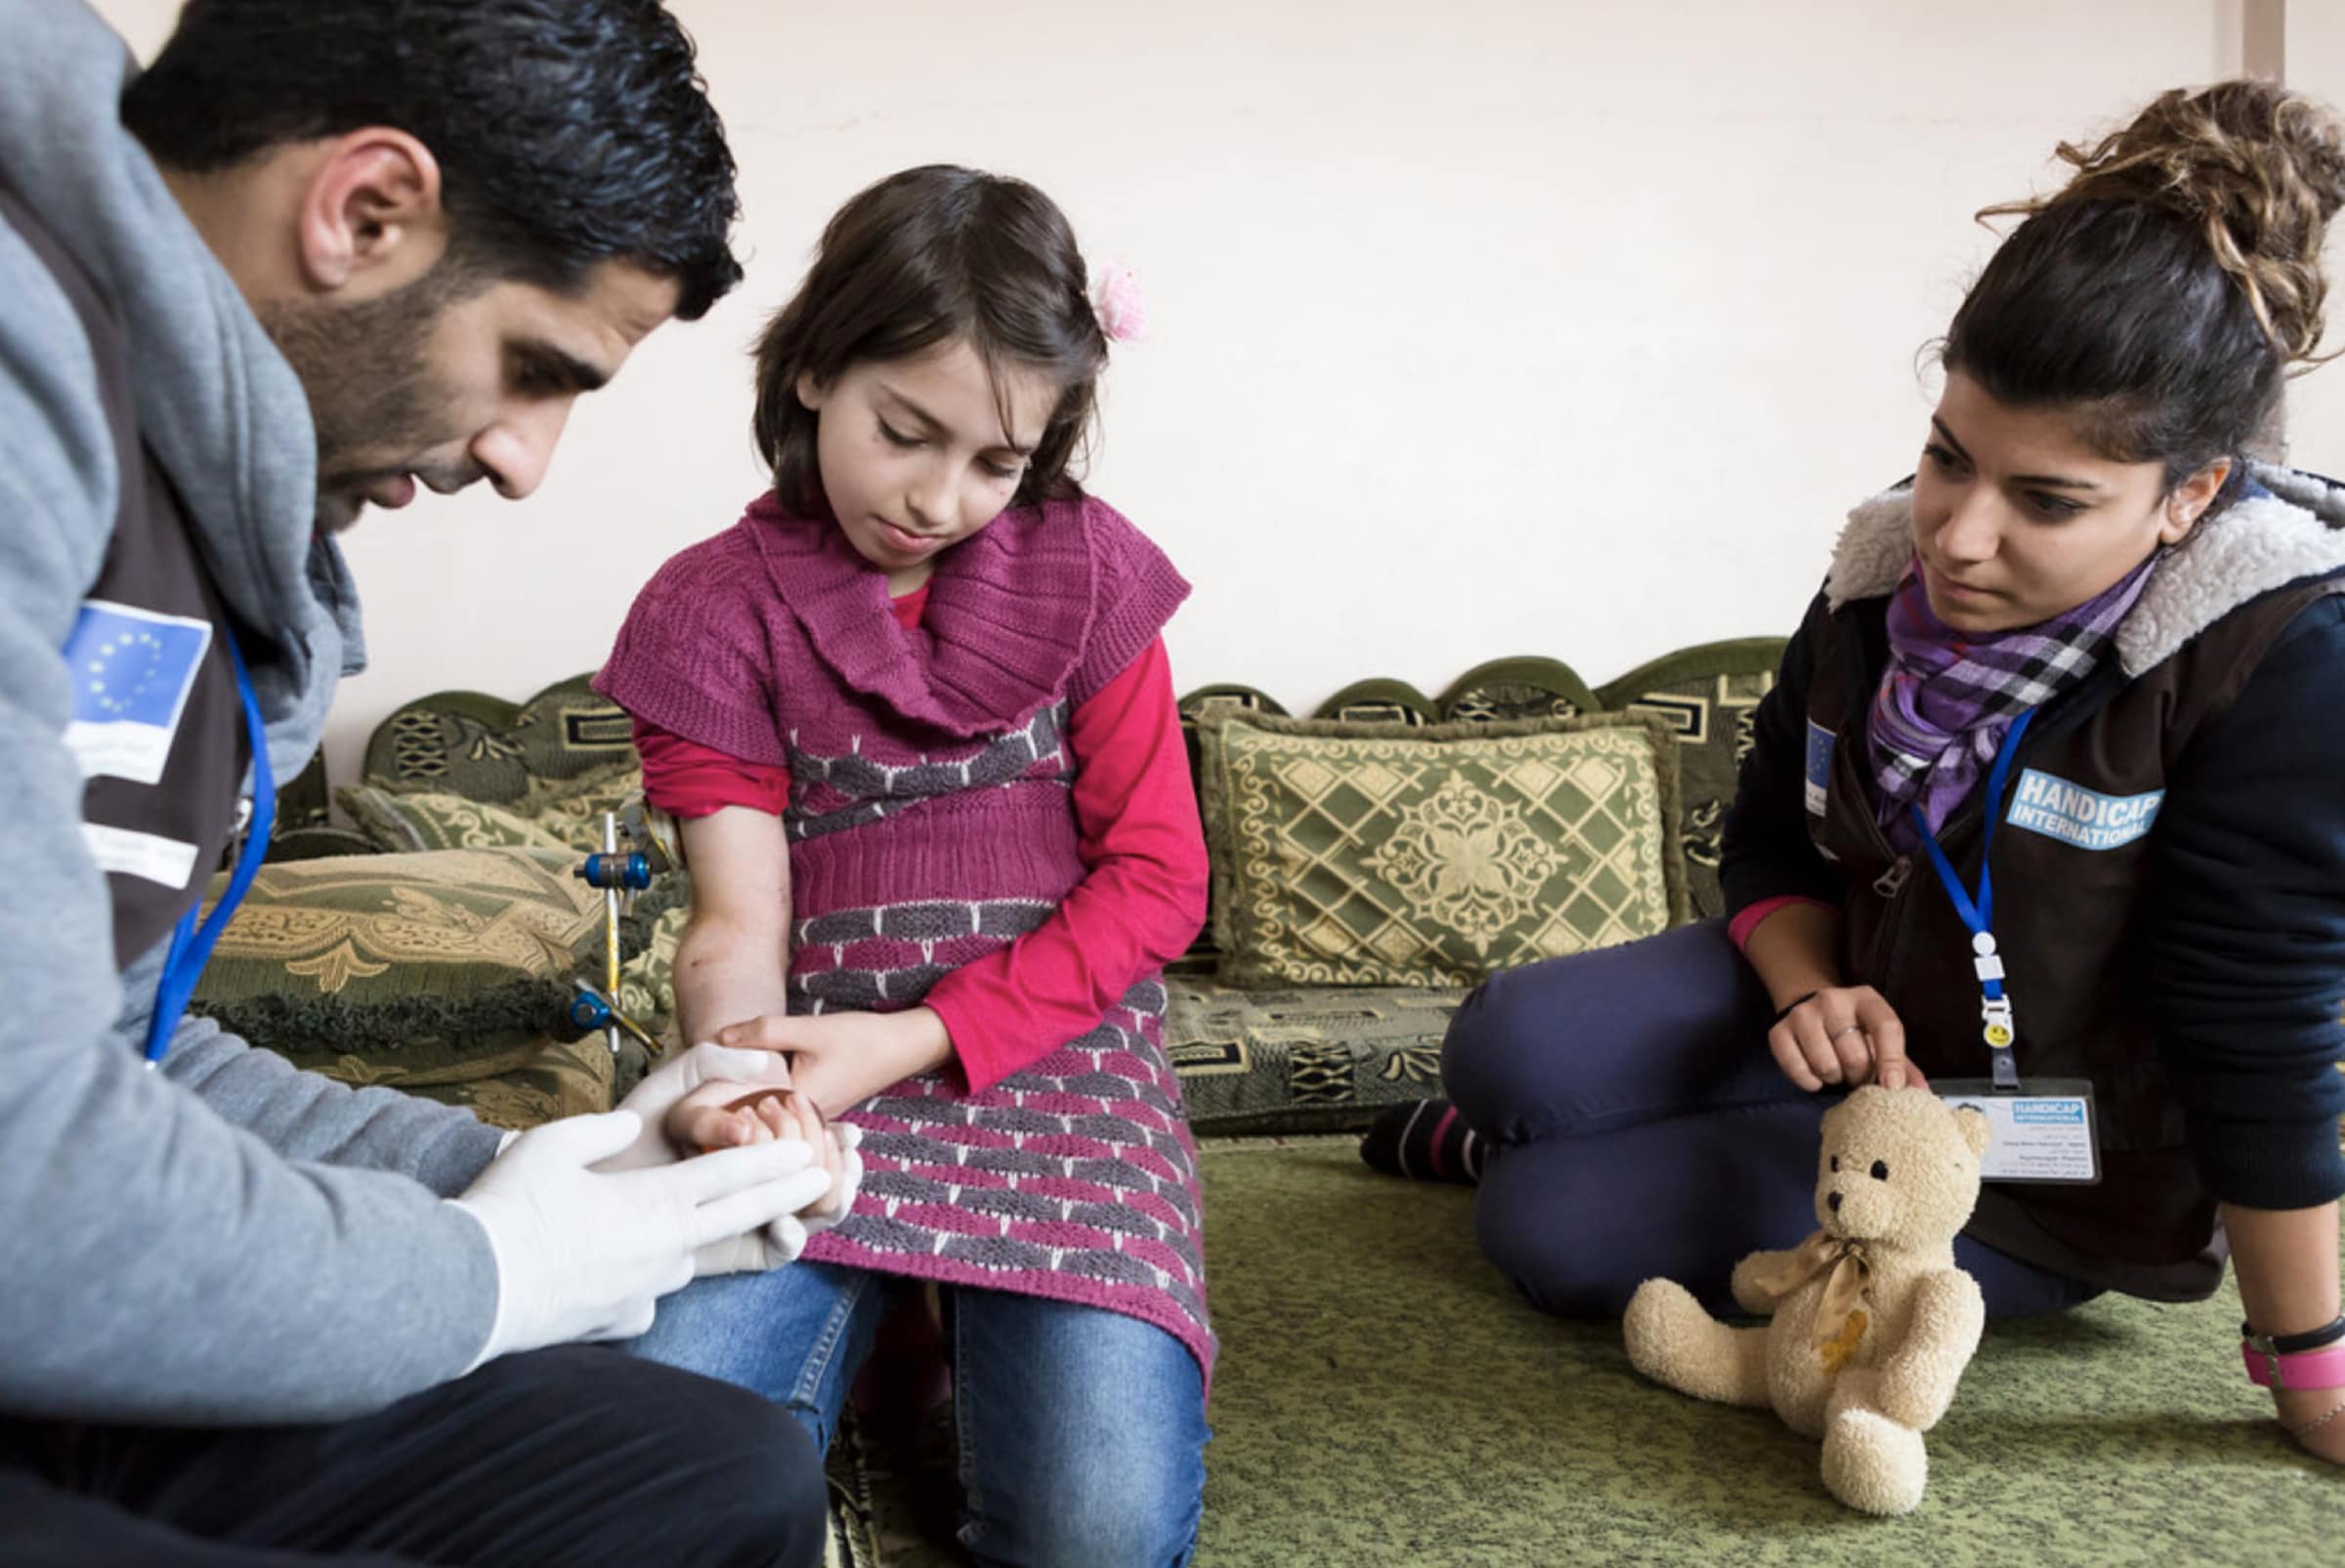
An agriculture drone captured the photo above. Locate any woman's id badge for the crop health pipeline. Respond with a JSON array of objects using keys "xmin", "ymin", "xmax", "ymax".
[{"xmin": 1933, "ymin": 1079, "xmax": 2100, "ymax": 1184}]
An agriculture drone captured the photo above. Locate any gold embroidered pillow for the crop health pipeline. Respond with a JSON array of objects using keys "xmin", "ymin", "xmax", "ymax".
[
  {"xmin": 188, "ymin": 848, "xmax": 603, "ymax": 1069},
  {"xmin": 1195, "ymin": 710, "xmax": 1687, "ymax": 988},
  {"xmin": 334, "ymin": 785, "xmax": 577, "ymax": 855}
]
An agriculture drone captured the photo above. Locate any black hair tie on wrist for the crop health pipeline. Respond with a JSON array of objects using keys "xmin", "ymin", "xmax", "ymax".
[
  {"xmin": 1771, "ymin": 990, "xmax": 1821, "ymax": 1027},
  {"xmin": 2242, "ymin": 1313, "xmax": 2345, "ymax": 1353}
]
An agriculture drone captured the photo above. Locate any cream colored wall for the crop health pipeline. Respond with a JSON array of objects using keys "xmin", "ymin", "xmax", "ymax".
[
  {"xmin": 87, "ymin": 2, "xmax": 2337, "ymax": 784},
  {"xmin": 2288, "ymin": 0, "xmax": 2345, "ymax": 456}
]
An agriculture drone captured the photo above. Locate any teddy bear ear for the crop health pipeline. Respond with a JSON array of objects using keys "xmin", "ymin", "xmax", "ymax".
[{"xmin": 1952, "ymin": 1104, "xmax": 1992, "ymax": 1158}]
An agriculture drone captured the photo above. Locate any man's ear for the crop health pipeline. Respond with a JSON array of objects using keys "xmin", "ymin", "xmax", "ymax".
[{"xmin": 294, "ymin": 129, "xmax": 448, "ymax": 298}]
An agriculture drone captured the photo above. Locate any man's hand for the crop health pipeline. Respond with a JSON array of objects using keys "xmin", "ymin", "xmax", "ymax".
[
  {"xmin": 449, "ymin": 1110, "xmax": 831, "ymax": 1367},
  {"xmin": 691, "ymin": 1107, "xmax": 866, "ymax": 1275},
  {"xmin": 715, "ymin": 1007, "xmax": 954, "ymax": 1120},
  {"xmin": 1768, "ymin": 985, "xmax": 1926, "ymax": 1092},
  {"xmin": 596, "ymin": 1041, "xmax": 797, "ymax": 1173}
]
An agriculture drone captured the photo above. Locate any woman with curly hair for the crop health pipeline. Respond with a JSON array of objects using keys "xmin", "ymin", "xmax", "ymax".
[{"xmin": 1372, "ymin": 79, "xmax": 2345, "ymax": 1465}]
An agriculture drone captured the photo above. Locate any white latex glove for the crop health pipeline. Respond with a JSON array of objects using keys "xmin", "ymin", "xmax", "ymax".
[
  {"xmin": 595, "ymin": 1040, "xmax": 799, "ymax": 1173},
  {"xmin": 694, "ymin": 1121, "xmax": 867, "ymax": 1275},
  {"xmin": 449, "ymin": 1109, "xmax": 831, "ymax": 1367},
  {"xmin": 804, "ymin": 1121, "xmax": 865, "ymax": 1233},
  {"xmin": 599, "ymin": 1040, "xmax": 865, "ymax": 1276}
]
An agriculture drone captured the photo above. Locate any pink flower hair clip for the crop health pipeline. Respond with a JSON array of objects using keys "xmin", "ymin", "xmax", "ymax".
[{"xmin": 1092, "ymin": 259, "xmax": 1149, "ymax": 344}]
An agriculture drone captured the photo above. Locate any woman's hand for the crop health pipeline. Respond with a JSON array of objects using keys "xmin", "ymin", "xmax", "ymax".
[
  {"xmin": 2275, "ymin": 1384, "xmax": 2345, "ymax": 1463},
  {"xmin": 1768, "ymin": 986, "xmax": 1926, "ymax": 1092},
  {"xmin": 2225, "ymin": 1201, "xmax": 2343, "ymax": 1464},
  {"xmin": 714, "ymin": 1006, "xmax": 955, "ymax": 1121}
]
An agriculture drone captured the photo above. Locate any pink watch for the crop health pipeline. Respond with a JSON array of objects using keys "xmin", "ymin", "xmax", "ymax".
[{"xmin": 2242, "ymin": 1315, "xmax": 2345, "ymax": 1391}]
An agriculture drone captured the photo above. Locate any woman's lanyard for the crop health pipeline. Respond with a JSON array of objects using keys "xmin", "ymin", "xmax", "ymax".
[
  {"xmin": 1907, "ymin": 705, "xmax": 2036, "ymax": 1091},
  {"xmin": 142, "ymin": 631, "xmax": 275, "ymax": 1065}
]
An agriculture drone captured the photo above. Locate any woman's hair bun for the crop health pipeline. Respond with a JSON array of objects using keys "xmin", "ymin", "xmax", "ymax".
[{"xmin": 1988, "ymin": 80, "xmax": 2343, "ymax": 363}]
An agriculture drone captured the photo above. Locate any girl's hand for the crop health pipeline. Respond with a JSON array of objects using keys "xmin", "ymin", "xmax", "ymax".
[
  {"xmin": 1769, "ymin": 986, "xmax": 1925, "ymax": 1092},
  {"xmin": 715, "ymin": 1006, "xmax": 955, "ymax": 1121},
  {"xmin": 770, "ymin": 1089, "xmax": 845, "ymax": 1193},
  {"xmin": 2276, "ymin": 1385, "xmax": 2345, "ymax": 1464},
  {"xmin": 706, "ymin": 1088, "xmax": 862, "ymax": 1226}
]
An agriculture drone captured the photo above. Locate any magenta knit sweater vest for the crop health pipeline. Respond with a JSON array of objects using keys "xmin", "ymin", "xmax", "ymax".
[{"xmin": 596, "ymin": 492, "xmax": 1212, "ymax": 1377}]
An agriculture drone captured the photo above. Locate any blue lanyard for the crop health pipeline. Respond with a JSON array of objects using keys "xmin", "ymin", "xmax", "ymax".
[
  {"xmin": 1908, "ymin": 705, "xmax": 2036, "ymax": 1089},
  {"xmin": 142, "ymin": 631, "xmax": 275, "ymax": 1064}
]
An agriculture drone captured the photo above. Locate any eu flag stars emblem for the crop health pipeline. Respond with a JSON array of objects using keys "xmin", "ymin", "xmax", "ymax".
[{"xmin": 63, "ymin": 600, "xmax": 213, "ymax": 784}]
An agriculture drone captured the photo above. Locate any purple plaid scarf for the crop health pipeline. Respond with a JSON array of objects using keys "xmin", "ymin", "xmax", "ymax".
[{"xmin": 1868, "ymin": 552, "xmax": 2159, "ymax": 847}]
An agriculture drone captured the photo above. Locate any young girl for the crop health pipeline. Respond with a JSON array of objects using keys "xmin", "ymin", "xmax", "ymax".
[
  {"xmin": 1368, "ymin": 81, "xmax": 2345, "ymax": 1464},
  {"xmin": 596, "ymin": 164, "xmax": 1213, "ymax": 1565}
]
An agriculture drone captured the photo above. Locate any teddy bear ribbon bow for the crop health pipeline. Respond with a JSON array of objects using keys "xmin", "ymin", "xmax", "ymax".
[{"xmin": 1745, "ymin": 1231, "xmax": 1874, "ymax": 1368}]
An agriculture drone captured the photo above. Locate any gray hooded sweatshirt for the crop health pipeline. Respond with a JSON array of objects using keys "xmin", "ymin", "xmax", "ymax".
[{"xmin": 0, "ymin": 0, "xmax": 507, "ymax": 1423}]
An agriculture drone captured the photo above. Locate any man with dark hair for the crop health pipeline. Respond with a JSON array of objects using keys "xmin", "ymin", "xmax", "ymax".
[
  {"xmin": 121, "ymin": 0, "xmax": 747, "ymax": 321},
  {"xmin": 0, "ymin": 3, "xmax": 836, "ymax": 1562}
]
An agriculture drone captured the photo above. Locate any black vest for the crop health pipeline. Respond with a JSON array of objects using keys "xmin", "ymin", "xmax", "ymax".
[
  {"xmin": 1, "ymin": 181, "xmax": 248, "ymax": 969},
  {"xmin": 1800, "ymin": 569, "xmax": 2345, "ymax": 1298}
]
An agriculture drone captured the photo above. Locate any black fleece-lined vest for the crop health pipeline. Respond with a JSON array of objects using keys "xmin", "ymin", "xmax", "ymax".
[{"xmin": 1800, "ymin": 570, "xmax": 2345, "ymax": 1298}]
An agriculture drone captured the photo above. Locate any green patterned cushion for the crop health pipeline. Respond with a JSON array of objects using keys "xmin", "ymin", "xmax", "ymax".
[
  {"xmin": 391, "ymin": 1034, "xmax": 620, "ymax": 1131},
  {"xmin": 1195, "ymin": 710, "xmax": 1688, "ymax": 988},
  {"xmin": 1168, "ymin": 979, "xmax": 1466, "ymax": 1133},
  {"xmin": 266, "ymin": 825, "xmax": 384, "ymax": 862},
  {"xmin": 1173, "ymin": 686, "xmax": 1290, "ymax": 977},
  {"xmin": 1314, "ymin": 678, "xmax": 1438, "ymax": 728},
  {"xmin": 519, "ymin": 767, "xmax": 648, "ymax": 852},
  {"xmin": 189, "ymin": 848, "xmax": 602, "ymax": 1071},
  {"xmin": 263, "ymin": 1032, "xmax": 622, "ymax": 1130},
  {"xmin": 362, "ymin": 675, "xmax": 637, "ymax": 803},
  {"xmin": 336, "ymin": 785, "xmax": 576, "ymax": 855},
  {"xmin": 1593, "ymin": 638, "xmax": 1787, "ymax": 920},
  {"xmin": 1437, "ymin": 657, "xmax": 1601, "ymax": 723},
  {"xmin": 275, "ymin": 751, "xmax": 332, "ymax": 834},
  {"xmin": 618, "ymin": 898, "xmax": 689, "ymax": 1048}
]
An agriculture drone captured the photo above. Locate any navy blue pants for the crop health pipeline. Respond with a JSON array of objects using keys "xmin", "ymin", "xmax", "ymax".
[
  {"xmin": 1443, "ymin": 919, "xmax": 2100, "ymax": 1320},
  {"xmin": 0, "ymin": 1345, "xmax": 826, "ymax": 1566}
]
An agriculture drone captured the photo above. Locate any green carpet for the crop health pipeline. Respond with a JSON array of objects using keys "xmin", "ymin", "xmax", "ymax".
[{"xmin": 831, "ymin": 1136, "xmax": 2342, "ymax": 1566}]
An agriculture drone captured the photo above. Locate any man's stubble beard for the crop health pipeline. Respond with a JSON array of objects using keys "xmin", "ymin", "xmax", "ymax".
[{"xmin": 255, "ymin": 266, "xmax": 466, "ymax": 535}]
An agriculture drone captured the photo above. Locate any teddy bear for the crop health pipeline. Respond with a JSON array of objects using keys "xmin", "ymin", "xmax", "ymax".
[{"xmin": 1623, "ymin": 1084, "xmax": 1992, "ymax": 1515}]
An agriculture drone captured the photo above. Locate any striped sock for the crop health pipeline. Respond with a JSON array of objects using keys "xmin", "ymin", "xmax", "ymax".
[{"xmin": 1358, "ymin": 1098, "xmax": 1484, "ymax": 1184}]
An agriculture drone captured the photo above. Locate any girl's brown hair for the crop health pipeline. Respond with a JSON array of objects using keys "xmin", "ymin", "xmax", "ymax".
[
  {"xmin": 1943, "ymin": 80, "xmax": 2345, "ymax": 492},
  {"xmin": 752, "ymin": 165, "xmax": 1109, "ymax": 513}
]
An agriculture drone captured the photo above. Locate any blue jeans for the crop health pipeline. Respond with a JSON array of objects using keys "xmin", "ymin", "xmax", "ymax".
[
  {"xmin": 1444, "ymin": 918, "xmax": 2104, "ymax": 1321},
  {"xmin": 628, "ymin": 1263, "xmax": 1208, "ymax": 1568}
]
